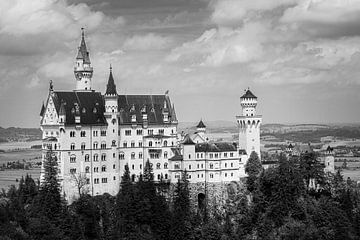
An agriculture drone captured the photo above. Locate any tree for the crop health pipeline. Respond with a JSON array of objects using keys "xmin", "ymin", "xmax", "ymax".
[
  {"xmin": 70, "ymin": 172, "xmax": 89, "ymax": 197},
  {"xmin": 245, "ymin": 151, "xmax": 262, "ymax": 193},
  {"xmin": 299, "ymin": 152, "xmax": 325, "ymax": 190},
  {"xmin": 31, "ymin": 149, "xmax": 64, "ymax": 223},
  {"xmin": 170, "ymin": 171, "xmax": 193, "ymax": 240}
]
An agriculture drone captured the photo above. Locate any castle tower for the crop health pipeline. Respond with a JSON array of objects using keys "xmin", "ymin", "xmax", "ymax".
[
  {"xmin": 324, "ymin": 146, "xmax": 335, "ymax": 174},
  {"xmin": 236, "ymin": 89, "xmax": 262, "ymax": 160},
  {"xmin": 74, "ymin": 28, "xmax": 93, "ymax": 91}
]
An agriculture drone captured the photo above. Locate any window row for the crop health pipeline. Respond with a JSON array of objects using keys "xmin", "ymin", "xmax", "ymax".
[{"xmin": 94, "ymin": 178, "xmax": 108, "ymax": 184}]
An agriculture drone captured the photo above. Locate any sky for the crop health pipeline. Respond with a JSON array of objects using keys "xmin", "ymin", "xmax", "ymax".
[{"xmin": 1, "ymin": 0, "xmax": 360, "ymax": 128}]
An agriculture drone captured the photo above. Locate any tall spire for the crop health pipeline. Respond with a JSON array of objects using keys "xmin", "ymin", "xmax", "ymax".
[
  {"xmin": 76, "ymin": 28, "xmax": 91, "ymax": 64},
  {"xmin": 74, "ymin": 28, "xmax": 93, "ymax": 91},
  {"xmin": 105, "ymin": 65, "xmax": 117, "ymax": 95}
]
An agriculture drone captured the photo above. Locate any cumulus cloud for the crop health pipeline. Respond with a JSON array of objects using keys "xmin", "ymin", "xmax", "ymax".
[
  {"xmin": 210, "ymin": 0, "xmax": 299, "ymax": 26},
  {"xmin": 281, "ymin": 0, "xmax": 360, "ymax": 37},
  {"xmin": 167, "ymin": 22, "xmax": 268, "ymax": 67},
  {"xmin": 123, "ymin": 33, "xmax": 173, "ymax": 51}
]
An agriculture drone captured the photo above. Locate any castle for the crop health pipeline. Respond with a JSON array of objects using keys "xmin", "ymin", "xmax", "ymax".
[{"xmin": 39, "ymin": 30, "xmax": 262, "ymax": 204}]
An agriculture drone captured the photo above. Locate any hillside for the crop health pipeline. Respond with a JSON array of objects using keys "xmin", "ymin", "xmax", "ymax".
[{"xmin": 0, "ymin": 127, "xmax": 42, "ymax": 142}]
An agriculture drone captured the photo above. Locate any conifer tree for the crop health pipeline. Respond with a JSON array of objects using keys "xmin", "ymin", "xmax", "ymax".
[
  {"xmin": 32, "ymin": 149, "xmax": 63, "ymax": 221},
  {"xmin": 170, "ymin": 170, "xmax": 192, "ymax": 240},
  {"xmin": 245, "ymin": 151, "xmax": 262, "ymax": 193}
]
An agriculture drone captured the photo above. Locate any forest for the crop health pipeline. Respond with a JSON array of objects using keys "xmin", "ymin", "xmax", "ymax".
[{"xmin": 0, "ymin": 151, "xmax": 360, "ymax": 240}]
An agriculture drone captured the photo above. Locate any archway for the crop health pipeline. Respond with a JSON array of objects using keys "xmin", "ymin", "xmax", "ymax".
[{"xmin": 198, "ymin": 193, "xmax": 206, "ymax": 210}]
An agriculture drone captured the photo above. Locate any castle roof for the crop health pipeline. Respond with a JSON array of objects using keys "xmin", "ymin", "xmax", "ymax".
[
  {"xmin": 183, "ymin": 134, "xmax": 195, "ymax": 145},
  {"xmin": 117, "ymin": 95, "xmax": 177, "ymax": 125},
  {"xmin": 76, "ymin": 29, "xmax": 91, "ymax": 64},
  {"xmin": 40, "ymin": 102, "xmax": 45, "ymax": 117},
  {"xmin": 241, "ymin": 89, "xmax": 257, "ymax": 99},
  {"xmin": 195, "ymin": 142, "xmax": 237, "ymax": 152},
  {"xmin": 196, "ymin": 119, "xmax": 206, "ymax": 128},
  {"xmin": 51, "ymin": 91, "xmax": 107, "ymax": 126},
  {"xmin": 105, "ymin": 67, "xmax": 117, "ymax": 95}
]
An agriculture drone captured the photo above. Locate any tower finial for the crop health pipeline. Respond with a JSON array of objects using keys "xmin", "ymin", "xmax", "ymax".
[
  {"xmin": 81, "ymin": 27, "xmax": 85, "ymax": 38},
  {"xmin": 110, "ymin": 64, "xmax": 112, "ymax": 72},
  {"xmin": 49, "ymin": 80, "xmax": 53, "ymax": 92}
]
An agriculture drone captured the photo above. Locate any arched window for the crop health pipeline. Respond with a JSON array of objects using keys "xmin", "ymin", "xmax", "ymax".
[
  {"xmin": 101, "ymin": 142, "xmax": 106, "ymax": 149},
  {"xmin": 164, "ymin": 163, "xmax": 168, "ymax": 169},
  {"xmin": 112, "ymin": 140, "xmax": 116, "ymax": 147},
  {"xmin": 165, "ymin": 174, "xmax": 168, "ymax": 179},
  {"xmin": 156, "ymin": 163, "xmax": 161, "ymax": 169},
  {"xmin": 119, "ymin": 152, "xmax": 125, "ymax": 160},
  {"xmin": 70, "ymin": 155, "xmax": 76, "ymax": 163},
  {"xmin": 112, "ymin": 118, "xmax": 116, "ymax": 125},
  {"xmin": 131, "ymin": 152, "xmax": 135, "ymax": 159},
  {"xmin": 101, "ymin": 154, "xmax": 106, "ymax": 161},
  {"xmin": 163, "ymin": 140, "xmax": 168, "ymax": 147},
  {"xmin": 85, "ymin": 154, "xmax": 90, "ymax": 162},
  {"xmin": 131, "ymin": 174, "xmax": 136, "ymax": 182},
  {"xmin": 149, "ymin": 141, "xmax": 153, "ymax": 147},
  {"xmin": 210, "ymin": 163, "xmax": 213, "ymax": 169},
  {"xmin": 101, "ymin": 165, "xmax": 106, "ymax": 172},
  {"xmin": 93, "ymin": 142, "xmax": 98, "ymax": 149},
  {"xmin": 157, "ymin": 174, "xmax": 161, "ymax": 180},
  {"xmin": 93, "ymin": 154, "xmax": 98, "ymax": 162},
  {"xmin": 81, "ymin": 142, "xmax": 85, "ymax": 150},
  {"xmin": 85, "ymin": 166, "xmax": 90, "ymax": 173},
  {"xmin": 123, "ymin": 141, "xmax": 127, "ymax": 148},
  {"xmin": 164, "ymin": 151, "xmax": 168, "ymax": 159},
  {"xmin": 70, "ymin": 143, "xmax": 75, "ymax": 150}
]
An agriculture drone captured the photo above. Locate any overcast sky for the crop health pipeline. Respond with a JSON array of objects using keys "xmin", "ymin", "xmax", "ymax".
[{"xmin": 1, "ymin": 0, "xmax": 360, "ymax": 127}]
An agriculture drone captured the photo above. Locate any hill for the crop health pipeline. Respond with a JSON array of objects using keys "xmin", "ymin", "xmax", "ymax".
[{"xmin": 0, "ymin": 127, "xmax": 42, "ymax": 142}]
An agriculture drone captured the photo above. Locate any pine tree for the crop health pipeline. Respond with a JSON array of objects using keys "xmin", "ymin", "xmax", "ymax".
[
  {"xmin": 170, "ymin": 171, "xmax": 193, "ymax": 240},
  {"xmin": 33, "ymin": 149, "xmax": 63, "ymax": 220},
  {"xmin": 113, "ymin": 163, "xmax": 138, "ymax": 239},
  {"xmin": 245, "ymin": 151, "xmax": 262, "ymax": 193}
]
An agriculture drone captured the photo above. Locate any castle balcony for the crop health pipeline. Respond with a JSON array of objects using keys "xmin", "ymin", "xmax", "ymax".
[{"xmin": 74, "ymin": 66, "xmax": 93, "ymax": 72}]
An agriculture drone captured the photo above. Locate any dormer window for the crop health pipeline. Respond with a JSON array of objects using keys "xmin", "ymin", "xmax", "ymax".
[
  {"xmin": 82, "ymin": 108, "xmax": 86, "ymax": 114},
  {"xmin": 131, "ymin": 115, "xmax": 136, "ymax": 122},
  {"xmin": 71, "ymin": 108, "xmax": 75, "ymax": 114},
  {"xmin": 93, "ymin": 107, "xmax": 97, "ymax": 114}
]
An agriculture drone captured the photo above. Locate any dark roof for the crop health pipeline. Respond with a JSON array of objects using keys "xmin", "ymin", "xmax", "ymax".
[
  {"xmin": 326, "ymin": 146, "xmax": 334, "ymax": 152},
  {"xmin": 40, "ymin": 102, "xmax": 45, "ymax": 116},
  {"xmin": 287, "ymin": 143, "xmax": 294, "ymax": 149},
  {"xmin": 169, "ymin": 147, "xmax": 183, "ymax": 161},
  {"xmin": 196, "ymin": 119, "xmax": 206, "ymax": 128},
  {"xmin": 195, "ymin": 142, "xmax": 237, "ymax": 152},
  {"xmin": 183, "ymin": 134, "xmax": 195, "ymax": 145},
  {"xmin": 117, "ymin": 95, "xmax": 176, "ymax": 125},
  {"xmin": 240, "ymin": 89, "xmax": 257, "ymax": 99},
  {"xmin": 76, "ymin": 29, "xmax": 91, "ymax": 64},
  {"xmin": 105, "ymin": 67, "xmax": 117, "ymax": 95},
  {"xmin": 52, "ymin": 91, "xmax": 106, "ymax": 125}
]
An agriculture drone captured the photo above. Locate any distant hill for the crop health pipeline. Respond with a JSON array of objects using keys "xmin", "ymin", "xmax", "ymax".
[{"xmin": 0, "ymin": 127, "xmax": 42, "ymax": 142}]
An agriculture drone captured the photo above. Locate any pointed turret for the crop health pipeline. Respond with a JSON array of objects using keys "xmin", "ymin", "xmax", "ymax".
[
  {"xmin": 74, "ymin": 28, "xmax": 93, "ymax": 91},
  {"xmin": 183, "ymin": 134, "xmax": 195, "ymax": 145},
  {"xmin": 76, "ymin": 28, "xmax": 91, "ymax": 64},
  {"xmin": 105, "ymin": 65, "xmax": 117, "ymax": 96},
  {"xmin": 196, "ymin": 119, "xmax": 206, "ymax": 128},
  {"xmin": 171, "ymin": 104, "xmax": 178, "ymax": 123}
]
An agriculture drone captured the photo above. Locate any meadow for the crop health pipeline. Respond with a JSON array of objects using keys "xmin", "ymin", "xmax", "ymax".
[{"xmin": 0, "ymin": 169, "xmax": 40, "ymax": 190}]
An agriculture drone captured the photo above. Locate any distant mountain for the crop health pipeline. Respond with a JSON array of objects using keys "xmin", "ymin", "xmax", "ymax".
[{"xmin": 0, "ymin": 127, "xmax": 42, "ymax": 142}]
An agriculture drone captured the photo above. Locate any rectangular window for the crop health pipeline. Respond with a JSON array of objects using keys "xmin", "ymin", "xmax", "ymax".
[
  {"xmin": 137, "ymin": 129, "xmax": 143, "ymax": 135},
  {"xmin": 148, "ymin": 129, "xmax": 153, "ymax": 135},
  {"xmin": 230, "ymin": 153, "xmax": 234, "ymax": 157},
  {"xmin": 101, "ymin": 178, "xmax": 108, "ymax": 183},
  {"xmin": 70, "ymin": 168, "xmax": 76, "ymax": 174},
  {"xmin": 131, "ymin": 142, "xmax": 135, "ymax": 147},
  {"xmin": 93, "ymin": 131, "xmax": 98, "ymax": 137},
  {"xmin": 139, "ymin": 152, "xmax": 143, "ymax": 159},
  {"xmin": 101, "ymin": 130, "xmax": 106, "ymax": 136},
  {"xmin": 125, "ymin": 130, "xmax": 131, "ymax": 136},
  {"xmin": 94, "ymin": 178, "xmax": 99, "ymax": 184},
  {"xmin": 159, "ymin": 129, "xmax": 164, "ymax": 135},
  {"xmin": 81, "ymin": 131, "xmax": 86, "ymax": 137},
  {"xmin": 224, "ymin": 153, "xmax": 228, "ymax": 157}
]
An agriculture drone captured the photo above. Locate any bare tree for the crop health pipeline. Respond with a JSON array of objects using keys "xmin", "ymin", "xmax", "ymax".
[{"xmin": 71, "ymin": 172, "xmax": 89, "ymax": 197}]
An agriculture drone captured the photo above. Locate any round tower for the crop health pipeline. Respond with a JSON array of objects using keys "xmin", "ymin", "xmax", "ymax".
[
  {"xmin": 236, "ymin": 88, "xmax": 262, "ymax": 161},
  {"xmin": 74, "ymin": 28, "xmax": 93, "ymax": 91}
]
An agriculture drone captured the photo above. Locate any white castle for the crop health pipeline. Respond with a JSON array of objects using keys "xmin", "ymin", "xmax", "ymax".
[{"xmin": 39, "ymin": 30, "xmax": 262, "ymax": 203}]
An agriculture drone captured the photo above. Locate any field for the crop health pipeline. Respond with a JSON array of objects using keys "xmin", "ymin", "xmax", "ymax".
[
  {"xmin": 341, "ymin": 170, "xmax": 360, "ymax": 182},
  {"xmin": 0, "ymin": 149, "xmax": 41, "ymax": 164},
  {"xmin": 0, "ymin": 169, "xmax": 41, "ymax": 190}
]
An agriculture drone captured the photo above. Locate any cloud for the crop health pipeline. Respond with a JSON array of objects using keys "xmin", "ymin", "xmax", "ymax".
[
  {"xmin": 210, "ymin": 0, "xmax": 299, "ymax": 26},
  {"xmin": 281, "ymin": 0, "xmax": 360, "ymax": 37},
  {"xmin": 123, "ymin": 33, "xmax": 173, "ymax": 51}
]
